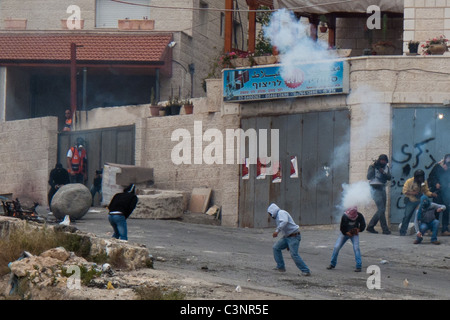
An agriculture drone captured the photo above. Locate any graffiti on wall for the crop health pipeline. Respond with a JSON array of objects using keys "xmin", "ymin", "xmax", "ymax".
[{"xmin": 391, "ymin": 137, "xmax": 437, "ymax": 209}]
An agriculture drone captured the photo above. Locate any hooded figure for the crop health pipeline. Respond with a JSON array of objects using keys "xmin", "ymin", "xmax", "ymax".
[
  {"xmin": 400, "ymin": 170, "xmax": 436, "ymax": 236},
  {"xmin": 327, "ymin": 207, "xmax": 366, "ymax": 272},
  {"xmin": 427, "ymin": 154, "xmax": 450, "ymax": 236},
  {"xmin": 367, "ymin": 154, "xmax": 392, "ymax": 234},
  {"xmin": 268, "ymin": 203, "xmax": 300, "ymax": 237},
  {"xmin": 107, "ymin": 184, "xmax": 138, "ymax": 241},
  {"xmin": 414, "ymin": 195, "xmax": 445, "ymax": 245},
  {"xmin": 267, "ymin": 203, "xmax": 311, "ymax": 276}
]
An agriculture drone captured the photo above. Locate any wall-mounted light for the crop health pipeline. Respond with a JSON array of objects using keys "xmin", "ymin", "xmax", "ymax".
[
  {"xmin": 168, "ymin": 41, "xmax": 177, "ymax": 48},
  {"xmin": 438, "ymin": 113, "xmax": 444, "ymax": 120}
]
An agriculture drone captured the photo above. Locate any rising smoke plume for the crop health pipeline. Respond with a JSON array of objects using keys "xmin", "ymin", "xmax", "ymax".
[
  {"xmin": 263, "ymin": 9, "xmax": 337, "ymax": 81},
  {"xmin": 263, "ymin": 9, "xmax": 389, "ymax": 213}
]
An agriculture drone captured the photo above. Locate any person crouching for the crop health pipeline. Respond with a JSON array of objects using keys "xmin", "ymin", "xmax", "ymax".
[
  {"xmin": 107, "ymin": 184, "xmax": 138, "ymax": 241},
  {"xmin": 414, "ymin": 195, "xmax": 445, "ymax": 245},
  {"xmin": 327, "ymin": 206, "xmax": 366, "ymax": 272}
]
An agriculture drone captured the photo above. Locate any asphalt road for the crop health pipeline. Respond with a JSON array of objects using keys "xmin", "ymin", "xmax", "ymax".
[{"xmin": 73, "ymin": 209, "xmax": 450, "ymax": 300}]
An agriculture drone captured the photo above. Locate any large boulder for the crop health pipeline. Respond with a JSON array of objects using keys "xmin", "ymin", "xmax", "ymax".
[{"xmin": 51, "ymin": 184, "xmax": 92, "ymax": 220}]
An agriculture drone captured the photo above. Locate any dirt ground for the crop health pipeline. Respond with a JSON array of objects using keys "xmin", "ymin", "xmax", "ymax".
[{"xmin": 0, "ymin": 263, "xmax": 292, "ymax": 300}]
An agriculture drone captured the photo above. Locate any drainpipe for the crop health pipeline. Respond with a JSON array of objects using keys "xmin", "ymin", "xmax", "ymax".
[
  {"xmin": 70, "ymin": 43, "xmax": 77, "ymax": 123},
  {"xmin": 82, "ymin": 67, "xmax": 87, "ymax": 123},
  {"xmin": 155, "ymin": 69, "xmax": 160, "ymax": 102}
]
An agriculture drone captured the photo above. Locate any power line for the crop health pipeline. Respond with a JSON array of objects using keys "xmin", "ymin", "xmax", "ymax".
[{"xmin": 109, "ymin": 0, "xmax": 360, "ymax": 13}]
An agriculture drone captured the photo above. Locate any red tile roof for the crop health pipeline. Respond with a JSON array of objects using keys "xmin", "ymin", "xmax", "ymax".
[{"xmin": 0, "ymin": 33, "xmax": 173, "ymax": 63}]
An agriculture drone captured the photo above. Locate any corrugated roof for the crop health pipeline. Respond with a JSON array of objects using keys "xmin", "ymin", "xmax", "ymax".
[{"xmin": 0, "ymin": 33, "xmax": 173, "ymax": 62}]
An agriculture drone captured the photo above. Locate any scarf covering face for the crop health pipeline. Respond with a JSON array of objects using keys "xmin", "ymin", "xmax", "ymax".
[{"xmin": 345, "ymin": 206, "xmax": 358, "ymax": 220}]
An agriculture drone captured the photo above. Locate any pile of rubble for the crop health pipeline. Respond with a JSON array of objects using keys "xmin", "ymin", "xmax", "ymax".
[{"xmin": 0, "ymin": 216, "xmax": 153, "ymax": 300}]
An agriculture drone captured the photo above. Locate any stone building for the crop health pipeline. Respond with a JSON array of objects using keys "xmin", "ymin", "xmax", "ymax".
[
  {"xmin": 0, "ymin": 0, "xmax": 249, "ymax": 123},
  {"xmin": 0, "ymin": 1, "xmax": 450, "ymax": 231}
]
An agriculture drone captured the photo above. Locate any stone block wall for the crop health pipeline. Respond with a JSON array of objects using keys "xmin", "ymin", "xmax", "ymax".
[
  {"xmin": 0, "ymin": 0, "xmax": 95, "ymax": 30},
  {"xmin": 139, "ymin": 112, "xmax": 241, "ymax": 227},
  {"xmin": 403, "ymin": 0, "xmax": 450, "ymax": 54},
  {"xmin": 0, "ymin": 117, "xmax": 58, "ymax": 205}
]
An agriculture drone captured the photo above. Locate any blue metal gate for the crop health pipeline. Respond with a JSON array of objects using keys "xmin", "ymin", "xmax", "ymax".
[{"xmin": 390, "ymin": 106, "xmax": 450, "ymax": 223}]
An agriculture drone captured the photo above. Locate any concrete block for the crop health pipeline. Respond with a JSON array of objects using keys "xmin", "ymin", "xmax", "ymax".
[{"xmin": 132, "ymin": 189, "xmax": 185, "ymax": 219}]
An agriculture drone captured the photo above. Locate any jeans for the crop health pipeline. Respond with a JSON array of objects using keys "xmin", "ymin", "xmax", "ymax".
[
  {"xmin": 368, "ymin": 186, "xmax": 389, "ymax": 232},
  {"xmin": 330, "ymin": 234, "xmax": 362, "ymax": 269},
  {"xmin": 416, "ymin": 220, "xmax": 440, "ymax": 243},
  {"xmin": 273, "ymin": 234, "xmax": 310, "ymax": 273},
  {"xmin": 400, "ymin": 199, "xmax": 420, "ymax": 235},
  {"xmin": 108, "ymin": 214, "xmax": 128, "ymax": 240}
]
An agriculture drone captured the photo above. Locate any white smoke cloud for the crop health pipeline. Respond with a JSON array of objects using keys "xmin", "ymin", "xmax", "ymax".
[
  {"xmin": 263, "ymin": 10, "xmax": 380, "ymax": 217},
  {"xmin": 263, "ymin": 9, "xmax": 337, "ymax": 80},
  {"xmin": 340, "ymin": 181, "xmax": 372, "ymax": 210},
  {"xmin": 348, "ymin": 85, "xmax": 391, "ymax": 151}
]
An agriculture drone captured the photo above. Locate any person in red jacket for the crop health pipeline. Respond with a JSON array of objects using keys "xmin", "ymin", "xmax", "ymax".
[{"xmin": 67, "ymin": 137, "xmax": 87, "ymax": 184}]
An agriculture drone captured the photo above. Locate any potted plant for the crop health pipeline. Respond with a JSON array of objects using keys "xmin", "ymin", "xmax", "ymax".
[
  {"xmin": 372, "ymin": 14, "xmax": 396, "ymax": 55},
  {"xmin": 182, "ymin": 97, "xmax": 194, "ymax": 115},
  {"xmin": 408, "ymin": 40, "xmax": 420, "ymax": 55},
  {"xmin": 421, "ymin": 35, "xmax": 448, "ymax": 55},
  {"xmin": 372, "ymin": 41, "xmax": 396, "ymax": 55},
  {"xmin": 230, "ymin": 51, "xmax": 255, "ymax": 68},
  {"xmin": 149, "ymin": 87, "xmax": 160, "ymax": 117},
  {"xmin": 166, "ymin": 96, "xmax": 182, "ymax": 116},
  {"xmin": 219, "ymin": 51, "xmax": 238, "ymax": 68}
]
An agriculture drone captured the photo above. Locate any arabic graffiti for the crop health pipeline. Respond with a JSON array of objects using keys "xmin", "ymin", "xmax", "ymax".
[{"xmin": 391, "ymin": 137, "xmax": 437, "ymax": 209}]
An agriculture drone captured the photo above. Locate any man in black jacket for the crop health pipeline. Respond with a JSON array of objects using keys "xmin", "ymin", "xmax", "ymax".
[
  {"xmin": 48, "ymin": 163, "xmax": 70, "ymax": 206},
  {"xmin": 327, "ymin": 207, "xmax": 366, "ymax": 272},
  {"xmin": 107, "ymin": 184, "xmax": 138, "ymax": 241}
]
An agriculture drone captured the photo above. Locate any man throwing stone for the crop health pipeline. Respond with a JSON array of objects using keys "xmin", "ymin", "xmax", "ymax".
[{"xmin": 268, "ymin": 203, "xmax": 311, "ymax": 276}]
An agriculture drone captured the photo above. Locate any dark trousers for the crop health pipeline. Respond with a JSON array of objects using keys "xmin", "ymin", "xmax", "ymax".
[
  {"xmin": 369, "ymin": 186, "xmax": 390, "ymax": 232},
  {"xmin": 48, "ymin": 187, "xmax": 57, "ymax": 206},
  {"xmin": 70, "ymin": 173, "xmax": 84, "ymax": 184}
]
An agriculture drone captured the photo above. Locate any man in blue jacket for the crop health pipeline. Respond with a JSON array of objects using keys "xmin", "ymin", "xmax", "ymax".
[{"xmin": 268, "ymin": 203, "xmax": 311, "ymax": 276}]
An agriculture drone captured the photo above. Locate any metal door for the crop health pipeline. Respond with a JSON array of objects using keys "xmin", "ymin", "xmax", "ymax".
[
  {"xmin": 390, "ymin": 107, "xmax": 450, "ymax": 223},
  {"xmin": 58, "ymin": 125, "xmax": 135, "ymax": 190},
  {"xmin": 239, "ymin": 110, "xmax": 350, "ymax": 228}
]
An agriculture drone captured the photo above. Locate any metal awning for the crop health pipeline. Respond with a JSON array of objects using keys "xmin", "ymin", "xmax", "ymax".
[{"xmin": 273, "ymin": 0, "xmax": 404, "ymax": 14}]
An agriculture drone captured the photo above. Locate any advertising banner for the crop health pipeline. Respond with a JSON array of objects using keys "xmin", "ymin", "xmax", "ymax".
[{"xmin": 223, "ymin": 60, "xmax": 349, "ymax": 102}]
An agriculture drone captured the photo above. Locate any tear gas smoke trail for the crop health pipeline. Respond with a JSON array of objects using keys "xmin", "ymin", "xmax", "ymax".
[
  {"xmin": 340, "ymin": 180, "xmax": 372, "ymax": 211},
  {"xmin": 263, "ymin": 10, "xmax": 385, "ymax": 216},
  {"xmin": 263, "ymin": 9, "xmax": 338, "ymax": 82}
]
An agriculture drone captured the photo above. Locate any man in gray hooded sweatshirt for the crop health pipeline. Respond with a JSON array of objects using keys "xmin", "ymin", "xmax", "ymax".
[{"xmin": 268, "ymin": 203, "xmax": 311, "ymax": 276}]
